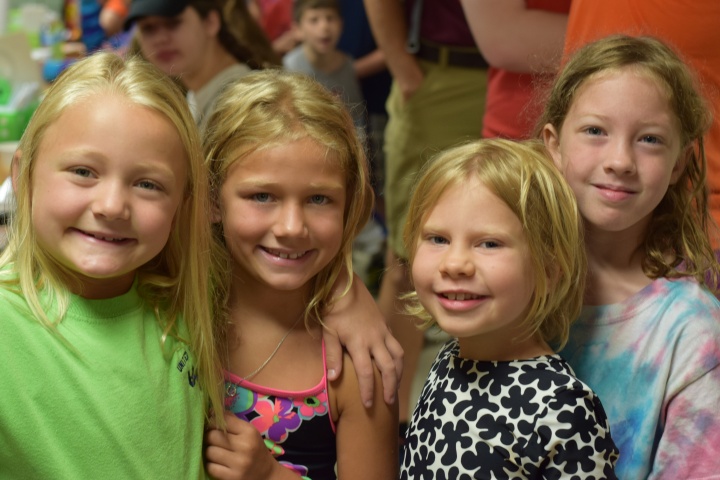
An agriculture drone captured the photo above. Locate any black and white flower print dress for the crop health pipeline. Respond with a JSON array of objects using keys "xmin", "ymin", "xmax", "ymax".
[{"xmin": 400, "ymin": 340, "xmax": 619, "ymax": 479}]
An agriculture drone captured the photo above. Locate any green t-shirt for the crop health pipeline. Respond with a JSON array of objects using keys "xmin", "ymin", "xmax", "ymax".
[{"xmin": 0, "ymin": 282, "xmax": 206, "ymax": 479}]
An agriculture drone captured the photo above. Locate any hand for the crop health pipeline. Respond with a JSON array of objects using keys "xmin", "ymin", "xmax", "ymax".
[
  {"xmin": 395, "ymin": 61, "xmax": 424, "ymax": 102},
  {"xmin": 205, "ymin": 413, "xmax": 297, "ymax": 480},
  {"xmin": 323, "ymin": 273, "xmax": 404, "ymax": 407}
]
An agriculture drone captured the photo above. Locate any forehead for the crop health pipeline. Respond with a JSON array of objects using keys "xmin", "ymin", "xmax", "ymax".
[
  {"xmin": 300, "ymin": 6, "xmax": 341, "ymax": 18},
  {"xmin": 229, "ymin": 137, "xmax": 344, "ymax": 176},
  {"xmin": 37, "ymin": 93, "xmax": 187, "ymax": 165},
  {"xmin": 577, "ymin": 66, "xmax": 672, "ymax": 104}
]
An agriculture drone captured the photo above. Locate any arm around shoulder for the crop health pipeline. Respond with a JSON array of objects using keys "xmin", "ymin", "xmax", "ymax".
[{"xmin": 322, "ymin": 272, "xmax": 403, "ymax": 407}]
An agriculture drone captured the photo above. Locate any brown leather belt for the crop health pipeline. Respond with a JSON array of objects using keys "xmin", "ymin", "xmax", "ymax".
[{"xmin": 415, "ymin": 42, "xmax": 489, "ymax": 69}]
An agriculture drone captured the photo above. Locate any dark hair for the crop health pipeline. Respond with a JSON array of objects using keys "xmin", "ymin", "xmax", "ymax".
[
  {"xmin": 191, "ymin": 0, "xmax": 280, "ymax": 69},
  {"xmin": 293, "ymin": 0, "xmax": 342, "ymax": 23}
]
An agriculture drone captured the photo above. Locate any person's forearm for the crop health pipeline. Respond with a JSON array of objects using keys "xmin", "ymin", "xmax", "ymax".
[
  {"xmin": 354, "ymin": 49, "xmax": 386, "ymax": 79},
  {"xmin": 363, "ymin": 0, "xmax": 416, "ymax": 79},
  {"xmin": 460, "ymin": 0, "xmax": 567, "ymax": 73}
]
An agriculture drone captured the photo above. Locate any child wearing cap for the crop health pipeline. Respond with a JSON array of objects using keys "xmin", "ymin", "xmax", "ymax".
[{"xmin": 127, "ymin": 0, "xmax": 279, "ymax": 126}]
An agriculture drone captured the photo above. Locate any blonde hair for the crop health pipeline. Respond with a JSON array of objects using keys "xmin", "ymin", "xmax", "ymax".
[
  {"xmin": 0, "ymin": 51, "xmax": 224, "ymax": 419},
  {"xmin": 536, "ymin": 35, "xmax": 719, "ymax": 289},
  {"xmin": 403, "ymin": 139, "xmax": 585, "ymax": 350},
  {"xmin": 204, "ymin": 69, "xmax": 373, "ymax": 334}
]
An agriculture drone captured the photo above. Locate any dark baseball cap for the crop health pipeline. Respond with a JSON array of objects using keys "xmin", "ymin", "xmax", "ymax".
[{"xmin": 125, "ymin": 0, "xmax": 191, "ymax": 29}]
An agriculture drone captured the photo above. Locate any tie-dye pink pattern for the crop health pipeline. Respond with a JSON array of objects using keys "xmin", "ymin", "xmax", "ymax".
[{"xmin": 562, "ymin": 277, "xmax": 720, "ymax": 479}]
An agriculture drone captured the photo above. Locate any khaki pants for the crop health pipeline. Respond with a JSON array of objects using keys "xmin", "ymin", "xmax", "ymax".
[{"xmin": 383, "ymin": 60, "xmax": 487, "ymax": 258}]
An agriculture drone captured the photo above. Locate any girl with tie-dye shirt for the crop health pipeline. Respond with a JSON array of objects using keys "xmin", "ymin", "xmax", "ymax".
[{"xmin": 540, "ymin": 35, "xmax": 720, "ymax": 478}]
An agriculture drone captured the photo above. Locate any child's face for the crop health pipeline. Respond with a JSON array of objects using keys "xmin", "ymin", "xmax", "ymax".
[
  {"xmin": 411, "ymin": 177, "xmax": 536, "ymax": 359},
  {"xmin": 135, "ymin": 7, "xmax": 217, "ymax": 85},
  {"xmin": 218, "ymin": 137, "xmax": 346, "ymax": 296},
  {"xmin": 543, "ymin": 68, "xmax": 685, "ymax": 237},
  {"xmin": 296, "ymin": 8, "xmax": 343, "ymax": 56},
  {"xmin": 30, "ymin": 95, "xmax": 188, "ymax": 299}
]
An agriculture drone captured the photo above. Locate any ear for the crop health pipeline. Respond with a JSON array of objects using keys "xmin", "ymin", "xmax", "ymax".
[
  {"xmin": 669, "ymin": 145, "xmax": 691, "ymax": 185},
  {"xmin": 542, "ymin": 123, "xmax": 563, "ymax": 170},
  {"xmin": 205, "ymin": 9, "xmax": 222, "ymax": 38}
]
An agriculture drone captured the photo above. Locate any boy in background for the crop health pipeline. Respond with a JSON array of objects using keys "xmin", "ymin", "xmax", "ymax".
[{"xmin": 283, "ymin": 0, "xmax": 365, "ymax": 131}]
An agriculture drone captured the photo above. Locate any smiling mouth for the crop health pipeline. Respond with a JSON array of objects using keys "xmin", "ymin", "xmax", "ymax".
[
  {"xmin": 82, "ymin": 231, "xmax": 129, "ymax": 242},
  {"xmin": 441, "ymin": 292, "xmax": 481, "ymax": 301},
  {"xmin": 596, "ymin": 184, "xmax": 635, "ymax": 193},
  {"xmin": 264, "ymin": 247, "xmax": 309, "ymax": 260}
]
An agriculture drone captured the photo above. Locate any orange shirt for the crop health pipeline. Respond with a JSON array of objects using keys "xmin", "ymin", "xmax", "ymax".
[
  {"xmin": 564, "ymin": 0, "xmax": 720, "ymax": 226},
  {"xmin": 103, "ymin": 0, "xmax": 129, "ymax": 17}
]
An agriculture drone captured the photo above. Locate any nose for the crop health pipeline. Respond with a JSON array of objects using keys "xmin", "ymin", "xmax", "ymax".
[
  {"xmin": 439, "ymin": 244, "xmax": 475, "ymax": 278},
  {"xmin": 273, "ymin": 201, "xmax": 308, "ymax": 238},
  {"xmin": 92, "ymin": 181, "xmax": 130, "ymax": 221},
  {"xmin": 604, "ymin": 140, "xmax": 637, "ymax": 175}
]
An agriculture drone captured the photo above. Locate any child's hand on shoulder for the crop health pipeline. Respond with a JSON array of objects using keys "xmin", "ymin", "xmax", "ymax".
[
  {"xmin": 323, "ymin": 272, "xmax": 404, "ymax": 407},
  {"xmin": 205, "ymin": 412, "xmax": 299, "ymax": 480}
]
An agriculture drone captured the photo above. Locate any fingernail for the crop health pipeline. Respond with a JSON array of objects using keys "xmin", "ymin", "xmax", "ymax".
[
  {"xmin": 364, "ymin": 400, "xmax": 372, "ymax": 408},
  {"xmin": 328, "ymin": 368, "xmax": 336, "ymax": 378}
]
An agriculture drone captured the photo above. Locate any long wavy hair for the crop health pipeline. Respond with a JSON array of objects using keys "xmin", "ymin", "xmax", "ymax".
[
  {"xmin": 191, "ymin": 0, "xmax": 280, "ymax": 69},
  {"xmin": 536, "ymin": 35, "xmax": 719, "ymax": 290}
]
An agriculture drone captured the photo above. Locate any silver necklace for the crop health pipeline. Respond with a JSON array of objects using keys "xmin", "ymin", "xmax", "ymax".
[{"xmin": 241, "ymin": 315, "xmax": 303, "ymax": 381}]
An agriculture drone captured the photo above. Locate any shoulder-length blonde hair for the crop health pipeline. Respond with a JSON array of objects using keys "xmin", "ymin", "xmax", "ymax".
[
  {"xmin": 204, "ymin": 69, "xmax": 373, "ymax": 336},
  {"xmin": 403, "ymin": 139, "xmax": 586, "ymax": 350},
  {"xmin": 0, "ymin": 51, "xmax": 224, "ymax": 419}
]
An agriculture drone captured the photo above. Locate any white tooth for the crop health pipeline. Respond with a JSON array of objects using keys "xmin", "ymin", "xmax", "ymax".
[{"xmin": 446, "ymin": 293, "xmax": 476, "ymax": 301}]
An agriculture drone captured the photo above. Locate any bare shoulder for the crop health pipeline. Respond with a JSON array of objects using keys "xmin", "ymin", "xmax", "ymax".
[{"xmin": 328, "ymin": 353, "xmax": 399, "ymax": 480}]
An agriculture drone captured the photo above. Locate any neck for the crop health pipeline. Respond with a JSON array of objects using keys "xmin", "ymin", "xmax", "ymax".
[
  {"xmin": 183, "ymin": 44, "xmax": 239, "ymax": 92},
  {"xmin": 458, "ymin": 332, "xmax": 553, "ymax": 362},
  {"xmin": 583, "ymin": 224, "xmax": 652, "ymax": 305},
  {"xmin": 302, "ymin": 44, "xmax": 344, "ymax": 73},
  {"xmin": 228, "ymin": 273, "xmax": 310, "ymax": 329}
]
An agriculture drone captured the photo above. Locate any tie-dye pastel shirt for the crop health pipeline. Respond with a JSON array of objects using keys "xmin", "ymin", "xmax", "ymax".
[{"xmin": 562, "ymin": 277, "xmax": 720, "ymax": 479}]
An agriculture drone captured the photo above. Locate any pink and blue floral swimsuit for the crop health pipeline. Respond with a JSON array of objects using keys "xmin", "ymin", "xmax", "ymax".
[{"xmin": 224, "ymin": 345, "xmax": 337, "ymax": 480}]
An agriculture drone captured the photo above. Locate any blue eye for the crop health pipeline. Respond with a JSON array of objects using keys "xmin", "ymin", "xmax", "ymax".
[
  {"xmin": 309, "ymin": 195, "xmax": 329, "ymax": 205},
  {"xmin": 137, "ymin": 180, "xmax": 160, "ymax": 191},
  {"xmin": 252, "ymin": 193, "xmax": 271, "ymax": 203},
  {"xmin": 429, "ymin": 235, "xmax": 448, "ymax": 245},
  {"xmin": 641, "ymin": 135, "xmax": 661, "ymax": 145},
  {"xmin": 585, "ymin": 126, "xmax": 603, "ymax": 136},
  {"xmin": 71, "ymin": 167, "xmax": 93, "ymax": 178},
  {"xmin": 480, "ymin": 240, "xmax": 500, "ymax": 249}
]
